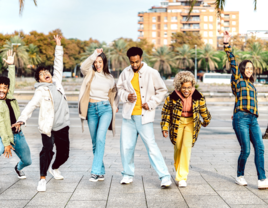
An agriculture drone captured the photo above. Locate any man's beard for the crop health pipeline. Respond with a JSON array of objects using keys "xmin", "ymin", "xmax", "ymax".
[{"xmin": 132, "ymin": 64, "xmax": 142, "ymax": 72}]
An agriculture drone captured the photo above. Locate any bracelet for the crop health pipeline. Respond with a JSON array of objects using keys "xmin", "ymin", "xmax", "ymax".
[{"xmin": 223, "ymin": 42, "xmax": 229, "ymax": 45}]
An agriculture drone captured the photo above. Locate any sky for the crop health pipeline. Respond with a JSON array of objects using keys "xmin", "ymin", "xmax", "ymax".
[{"xmin": 0, "ymin": 0, "xmax": 267, "ymax": 43}]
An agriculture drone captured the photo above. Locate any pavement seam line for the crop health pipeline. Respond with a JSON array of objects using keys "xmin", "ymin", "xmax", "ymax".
[
  {"xmin": 23, "ymin": 177, "xmax": 53, "ymax": 208},
  {"xmin": 141, "ymin": 176, "xmax": 148, "ymax": 208},
  {"xmin": 105, "ymin": 175, "xmax": 113, "ymax": 208},
  {"xmin": 64, "ymin": 175, "xmax": 84, "ymax": 208},
  {"xmin": 200, "ymin": 173, "xmax": 231, "ymax": 208},
  {"xmin": 170, "ymin": 175, "xmax": 189, "ymax": 208}
]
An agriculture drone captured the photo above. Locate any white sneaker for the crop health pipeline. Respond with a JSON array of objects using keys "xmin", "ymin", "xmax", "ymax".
[
  {"xmin": 120, "ymin": 176, "xmax": 133, "ymax": 184},
  {"xmin": 179, "ymin": 180, "xmax": 187, "ymax": 188},
  {"xmin": 37, "ymin": 179, "xmax": 46, "ymax": 192},
  {"xmin": 258, "ymin": 179, "xmax": 268, "ymax": 190},
  {"xmin": 235, "ymin": 176, "xmax": 247, "ymax": 186},
  {"xmin": 160, "ymin": 178, "xmax": 172, "ymax": 188},
  {"xmin": 49, "ymin": 168, "xmax": 64, "ymax": 180}
]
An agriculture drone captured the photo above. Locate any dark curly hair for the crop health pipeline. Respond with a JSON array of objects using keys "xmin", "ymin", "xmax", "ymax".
[
  {"xmin": 0, "ymin": 76, "xmax": 10, "ymax": 89},
  {"xmin": 34, "ymin": 66, "xmax": 52, "ymax": 82},
  {"xmin": 126, "ymin": 47, "xmax": 143, "ymax": 59}
]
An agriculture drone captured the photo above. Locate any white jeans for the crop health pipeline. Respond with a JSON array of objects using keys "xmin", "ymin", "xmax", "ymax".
[{"xmin": 120, "ymin": 115, "xmax": 170, "ymax": 180}]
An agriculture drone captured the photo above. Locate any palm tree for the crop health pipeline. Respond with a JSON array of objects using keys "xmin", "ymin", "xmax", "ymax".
[
  {"xmin": 150, "ymin": 46, "xmax": 176, "ymax": 75},
  {"xmin": 27, "ymin": 44, "xmax": 41, "ymax": 66},
  {"xmin": 0, "ymin": 36, "xmax": 29, "ymax": 76},
  {"xmin": 110, "ymin": 39, "xmax": 129, "ymax": 71},
  {"xmin": 187, "ymin": 0, "xmax": 257, "ymax": 17},
  {"xmin": 243, "ymin": 42, "xmax": 267, "ymax": 76},
  {"xmin": 174, "ymin": 44, "xmax": 195, "ymax": 70},
  {"xmin": 19, "ymin": 0, "xmax": 37, "ymax": 14},
  {"xmin": 198, "ymin": 44, "xmax": 220, "ymax": 72}
]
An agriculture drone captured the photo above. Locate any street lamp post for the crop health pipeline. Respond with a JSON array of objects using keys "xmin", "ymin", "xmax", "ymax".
[{"xmin": 195, "ymin": 45, "xmax": 197, "ymax": 81}]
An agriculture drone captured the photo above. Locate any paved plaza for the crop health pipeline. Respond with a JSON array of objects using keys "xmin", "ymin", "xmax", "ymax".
[{"xmin": 1, "ymin": 104, "xmax": 268, "ymax": 208}]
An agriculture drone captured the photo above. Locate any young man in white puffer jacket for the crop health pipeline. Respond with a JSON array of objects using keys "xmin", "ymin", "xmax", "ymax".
[{"xmin": 12, "ymin": 35, "xmax": 70, "ymax": 192}]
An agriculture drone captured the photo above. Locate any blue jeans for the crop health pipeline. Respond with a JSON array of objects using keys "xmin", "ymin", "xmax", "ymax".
[
  {"xmin": 120, "ymin": 116, "xmax": 170, "ymax": 181},
  {"xmin": 87, "ymin": 101, "xmax": 112, "ymax": 175},
  {"xmin": 233, "ymin": 111, "xmax": 266, "ymax": 180},
  {"xmin": 0, "ymin": 131, "xmax": 32, "ymax": 170}
]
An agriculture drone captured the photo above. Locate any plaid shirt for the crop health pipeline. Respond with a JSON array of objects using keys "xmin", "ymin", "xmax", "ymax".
[
  {"xmin": 161, "ymin": 90, "xmax": 211, "ymax": 146},
  {"xmin": 224, "ymin": 45, "xmax": 258, "ymax": 116}
]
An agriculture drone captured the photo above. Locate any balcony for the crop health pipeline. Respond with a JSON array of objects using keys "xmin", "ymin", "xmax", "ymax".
[
  {"xmin": 181, "ymin": 26, "xmax": 200, "ymax": 31},
  {"xmin": 138, "ymin": 19, "xmax": 144, "ymax": 24},
  {"xmin": 138, "ymin": 27, "xmax": 144, "ymax": 31},
  {"xmin": 181, "ymin": 18, "xmax": 200, "ymax": 23},
  {"xmin": 138, "ymin": 12, "xmax": 144, "ymax": 17}
]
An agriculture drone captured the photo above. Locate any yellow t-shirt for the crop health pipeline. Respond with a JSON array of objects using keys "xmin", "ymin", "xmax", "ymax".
[{"xmin": 131, "ymin": 73, "xmax": 142, "ymax": 115}]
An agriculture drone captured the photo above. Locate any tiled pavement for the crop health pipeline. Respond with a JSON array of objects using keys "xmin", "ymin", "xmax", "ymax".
[{"xmin": 1, "ymin": 106, "xmax": 268, "ymax": 207}]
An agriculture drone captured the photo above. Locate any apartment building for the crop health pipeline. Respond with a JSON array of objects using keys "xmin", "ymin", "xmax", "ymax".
[{"xmin": 138, "ymin": 0, "xmax": 239, "ymax": 48}]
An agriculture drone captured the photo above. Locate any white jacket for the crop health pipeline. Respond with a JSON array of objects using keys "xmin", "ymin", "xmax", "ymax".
[
  {"xmin": 117, "ymin": 62, "xmax": 167, "ymax": 124},
  {"xmin": 17, "ymin": 46, "xmax": 65, "ymax": 137}
]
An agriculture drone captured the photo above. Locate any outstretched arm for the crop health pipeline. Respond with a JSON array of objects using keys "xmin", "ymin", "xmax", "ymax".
[
  {"xmin": 3, "ymin": 50, "xmax": 16, "ymax": 96},
  {"xmin": 80, "ymin": 48, "xmax": 102, "ymax": 76},
  {"xmin": 52, "ymin": 35, "xmax": 64, "ymax": 84},
  {"xmin": 223, "ymin": 31, "xmax": 240, "ymax": 82}
]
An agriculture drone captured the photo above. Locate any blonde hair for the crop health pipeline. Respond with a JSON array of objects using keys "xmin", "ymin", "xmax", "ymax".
[{"xmin": 173, "ymin": 71, "xmax": 196, "ymax": 91}]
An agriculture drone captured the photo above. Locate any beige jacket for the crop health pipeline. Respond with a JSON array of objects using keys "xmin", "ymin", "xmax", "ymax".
[
  {"xmin": 117, "ymin": 62, "xmax": 167, "ymax": 124},
  {"xmin": 78, "ymin": 50, "xmax": 119, "ymax": 136}
]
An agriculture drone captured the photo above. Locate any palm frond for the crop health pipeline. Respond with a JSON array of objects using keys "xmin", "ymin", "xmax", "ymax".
[{"xmin": 19, "ymin": 0, "xmax": 37, "ymax": 14}]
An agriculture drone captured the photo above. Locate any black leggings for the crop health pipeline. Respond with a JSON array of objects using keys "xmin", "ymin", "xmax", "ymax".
[{"xmin": 40, "ymin": 126, "xmax": 70, "ymax": 176}]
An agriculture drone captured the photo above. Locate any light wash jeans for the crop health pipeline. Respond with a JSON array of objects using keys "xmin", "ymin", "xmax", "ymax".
[
  {"xmin": 233, "ymin": 111, "xmax": 266, "ymax": 180},
  {"xmin": 87, "ymin": 101, "xmax": 112, "ymax": 175},
  {"xmin": 120, "ymin": 115, "xmax": 170, "ymax": 181},
  {"xmin": 0, "ymin": 131, "xmax": 32, "ymax": 170}
]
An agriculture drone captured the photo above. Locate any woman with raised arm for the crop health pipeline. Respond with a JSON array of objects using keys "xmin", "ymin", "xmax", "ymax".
[
  {"xmin": 78, "ymin": 48, "xmax": 118, "ymax": 182},
  {"xmin": 224, "ymin": 31, "xmax": 268, "ymax": 189}
]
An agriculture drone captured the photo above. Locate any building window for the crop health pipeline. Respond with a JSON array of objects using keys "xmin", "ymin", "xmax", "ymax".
[
  {"xmin": 164, "ymin": 32, "xmax": 168, "ymax": 37},
  {"xmin": 209, "ymin": 39, "xmax": 213, "ymax": 44},
  {"xmin": 152, "ymin": 39, "xmax": 156, "ymax": 44},
  {"xmin": 209, "ymin": 24, "xmax": 213, "ymax": 29},
  {"xmin": 209, "ymin": 31, "xmax": 213, "ymax": 37},
  {"xmin": 204, "ymin": 39, "xmax": 208, "ymax": 44},
  {"xmin": 232, "ymin": 28, "xmax": 236, "ymax": 32},
  {"xmin": 164, "ymin": 39, "xmax": 168, "ymax": 45},
  {"xmin": 204, "ymin": 31, "xmax": 208, "ymax": 37},
  {"xmin": 232, "ymin": 21, "xmax": 236, "ymax": 25},
  {"xmin": 171, "ymin": 16, "xmax": 177, "ymax": 22},
  {"xmin": 204, "ymin": 24, "xmax": 208, "ymax": 29},
  {"xmin": 164, "ymin": 24, "xmax": 168, "ymax": 30},
  {"xmin": 224, "ymin": 27, "xmax": 230, "ymax": 31},
  {"xmin": 152, "ymin": 17, "xmax": 156, "ymax": 22},
  {"xmin": 232, "ymin": 15, "xmax": 236, "ymax": 19},
  {"xmin": 152, "ymin": 24, "xmax": 156, "ymax": 30},
  {"xmin": 204, "ymin": 16, "xmax": 208, "ymax": 21},
  {"xmin": 152, "ymin": 32, "xmax": 156, "ymax": 37},
  {"xmin": 209, "ymin": 16, "xmax": 213, "ymax": 22},
  {"xmin": 164, "ymin": 17, "xmax": 168, "ymax": 22},
  {"xmin": 171, "ymin": 24, "xmax": 177, "ymax": 30}
]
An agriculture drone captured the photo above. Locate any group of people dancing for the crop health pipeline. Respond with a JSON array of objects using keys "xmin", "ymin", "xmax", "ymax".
[{"xmin": 0, "ymin": 31, "xmax": 267, "ymax": 192}]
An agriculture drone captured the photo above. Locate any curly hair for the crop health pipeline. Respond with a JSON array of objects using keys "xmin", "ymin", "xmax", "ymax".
[
  {"xmin": 173, "ymin": 71, "xmax": 196, "ymax": 91},
  {"xmin": 34, "ymin": 66, "xmax": 52, "ymax": 82}
]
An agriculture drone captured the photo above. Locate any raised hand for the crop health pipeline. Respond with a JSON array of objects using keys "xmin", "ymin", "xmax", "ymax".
[
  {"xmin": 54, "ymin": 34, "xmax": 62, "ymax": 46},
  {"xmin": 223, "ymin": 31, "xmax": 231, "ymax": 44},
  {"xmin": 96, "ymin": 48, "xmax": 103, "ymax": 54},
  {"xmin": 3, "ymin": 50, "xmax": 15, "ymax": 65}
]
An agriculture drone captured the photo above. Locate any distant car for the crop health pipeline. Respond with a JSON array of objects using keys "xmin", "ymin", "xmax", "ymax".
[{"xmin": 62, "ymin": 72, "xmax": 72, "ymax": 78}]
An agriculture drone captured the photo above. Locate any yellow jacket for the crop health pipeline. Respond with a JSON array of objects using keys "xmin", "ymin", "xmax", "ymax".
[{"xmin": 161, "ymin": 90, "xmax": 211, "ymax": 146}]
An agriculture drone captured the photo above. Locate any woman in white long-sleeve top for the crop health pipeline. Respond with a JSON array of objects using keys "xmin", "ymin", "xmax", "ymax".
[{"xmin": 78, "ymin": 48, "xmax": 119, "ymax": 182}]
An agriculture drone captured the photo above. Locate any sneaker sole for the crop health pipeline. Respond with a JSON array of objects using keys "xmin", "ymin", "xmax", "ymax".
[
  {"xmin": 235, "ymin": 181, "xmax": 247, "ymax": 186},
  {"xmin": 49, "ymin": 169, "xmax": 64, "ymax": 180},
  {"xmin": 120, "ymin": 181, "xmax": 133, "ymax": 185},
  {"xmin": 89, "ymin": 178, "xmax": 99, "ymax": 182},
  {"xmin": 18, "ymin": 176, "xmax": 27, "ymax": 179},
  {"xmin": 258, "ymin": 187, "xmax": 268, "ymax": 190},
  {"xmin": 98, "ymin": 178, "xmax": 105, "ymax": 181},
  {"xmin": 37, "ymin": 188, "xmax": 46, "ymax": 192},
  {"xmin": 161, "ymin": 182, "xmax": 172, "ymax": 188}
]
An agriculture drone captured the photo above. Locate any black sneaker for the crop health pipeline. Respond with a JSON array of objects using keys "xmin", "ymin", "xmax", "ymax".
[
  {"xmin": 98, "ymin": 175, "xmax": 105, "ymax": 181},
  {"xmin": 15, "ymin": 163, "xmax": 26, "ymax": 179},
  {"xmin": 89, "ymin": 174, "xmax": 99, "ymax": 182}
]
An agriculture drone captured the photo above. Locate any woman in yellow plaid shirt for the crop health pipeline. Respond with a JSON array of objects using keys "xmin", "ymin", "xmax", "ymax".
[{"xmin": 224, "ymin": 31, "xmax": 268, "ymax": 189}]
